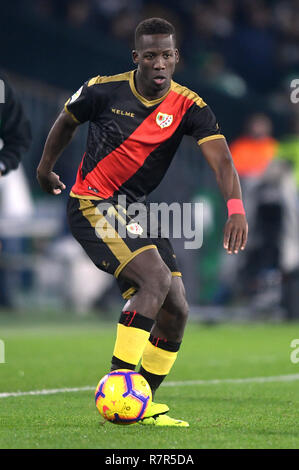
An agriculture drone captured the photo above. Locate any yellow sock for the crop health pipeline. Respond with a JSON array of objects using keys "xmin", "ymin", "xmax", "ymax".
[
  {"xmin": 112, "ymin": 311, "xmax": 154, "ymax": 367},
  {"xmin": 141, "ymin": 340, "xmax": 178, "ymax": 375}
]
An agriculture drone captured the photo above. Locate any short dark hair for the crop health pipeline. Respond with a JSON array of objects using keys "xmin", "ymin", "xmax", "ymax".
[{"xmin": 135, "ymin": 18, "xmax": 176, "ymax": 48}]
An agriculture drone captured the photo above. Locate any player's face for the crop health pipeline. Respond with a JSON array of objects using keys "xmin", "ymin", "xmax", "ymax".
[{"xmin": 132, "ymin": 34, "xmax": 179, "ymax": 98}]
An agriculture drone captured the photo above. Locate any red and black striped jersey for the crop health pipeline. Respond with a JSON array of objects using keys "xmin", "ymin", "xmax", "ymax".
[{"xmin": 65, "ymin": 70, "xmax": 225, "ymax": 202}]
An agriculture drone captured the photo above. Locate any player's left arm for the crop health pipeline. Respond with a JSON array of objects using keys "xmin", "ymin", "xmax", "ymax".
[{"xmin": 199, "ymin": 137, "xmax": 248, "ymax": 254}]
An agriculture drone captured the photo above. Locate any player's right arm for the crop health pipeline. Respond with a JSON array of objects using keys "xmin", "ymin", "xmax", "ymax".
[
  {"xmin": 37, "ymin": 79, "xmax": 95, "ymax": 195},
  {"xmin": 37, "ymin": 110, "xmax": 79, "ymax": 195}
]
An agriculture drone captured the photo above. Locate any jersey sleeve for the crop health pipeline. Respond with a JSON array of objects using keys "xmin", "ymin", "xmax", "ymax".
[
  {"xmin": 185, "ymin": 103, "xmax": 225, "ymax": 146},
  {"xmin": 64, "ymin": 81, "xmax": 94, "ymax": 124}
]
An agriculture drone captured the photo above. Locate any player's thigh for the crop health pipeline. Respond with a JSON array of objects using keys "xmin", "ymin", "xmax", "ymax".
[
  {"xmin": 119, "ymin": 246, "xmax": 172, "ymax": 290},
  {"xmin": 118, "ymin": 237, "xmax": 181, "ymax": 299}
]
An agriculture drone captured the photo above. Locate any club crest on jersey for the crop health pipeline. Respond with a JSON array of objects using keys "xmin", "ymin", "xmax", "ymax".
[
  {"xmin": 126, "ymin": 222, "xmax": 143, "ymax": 236},
  {"xmin": 156, "ymin": 112, "xmax": 173, "ymax": 129}
]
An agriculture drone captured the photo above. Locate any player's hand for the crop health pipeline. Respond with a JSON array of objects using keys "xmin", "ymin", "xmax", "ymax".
[
  {"xmin": 223, "ymin": 214, "xmax": 248, "ymax": 254},
  {"xmin": 37, "ymin": 170, "xmax": 66, "ymax": 195}
]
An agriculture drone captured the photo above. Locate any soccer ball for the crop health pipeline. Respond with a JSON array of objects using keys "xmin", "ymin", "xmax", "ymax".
[{"xmin": 95, "ymin": 369, "xmax": 152, "ymax": 424}]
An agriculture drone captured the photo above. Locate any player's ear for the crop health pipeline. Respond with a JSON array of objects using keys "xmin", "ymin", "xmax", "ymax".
[
  {"xmin": 174, "ymin": 48, "xmax": 180, "ymax": 64},
  {"xmin": 132, "ymin": 50, "xmax": 139, "ymax": 65}
]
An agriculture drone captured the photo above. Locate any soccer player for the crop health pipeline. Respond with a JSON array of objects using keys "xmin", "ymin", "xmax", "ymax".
[{"xmin": 37, "ymin": 18, "xmax": 248, "ymax": 426}]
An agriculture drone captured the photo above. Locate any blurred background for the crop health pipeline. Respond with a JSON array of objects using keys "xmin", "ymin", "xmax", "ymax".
[{"xmin": 1, "ymin": 0, "xmax": 299, "ymax": 321}]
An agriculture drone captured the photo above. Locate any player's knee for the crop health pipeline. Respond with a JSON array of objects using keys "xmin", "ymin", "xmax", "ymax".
[
  {"xmin": 143, "ymin": 263, "xmax": 172, "ymax": 301},
  {"xmin": 169, "ymin": 281, "xmax": 189, "ymax": 322},
  {"xmin": 172, "ymin": 295, "xmax": 189, "ymax": 324},
  {"xmin": 169, "ymin": 297, "xmax": 189, "ymax": 343},
  {"xmin": 181, "ymin": 299, "xmax": 189, "ymax": 325},
  {"xmin": 178, "ymin": 297, "xmax": 189, "ymax": 321}
]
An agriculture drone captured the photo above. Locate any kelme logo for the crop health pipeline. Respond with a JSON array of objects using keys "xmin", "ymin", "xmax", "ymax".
[{"xmin": 156, "ymin": 112, "xmax": 173, "ymax": 129}]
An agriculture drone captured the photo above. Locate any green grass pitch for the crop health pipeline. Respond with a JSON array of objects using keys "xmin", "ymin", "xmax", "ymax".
[{"xmin": 0, "ymin": 313, "xmax": 298, "ymax": 449}]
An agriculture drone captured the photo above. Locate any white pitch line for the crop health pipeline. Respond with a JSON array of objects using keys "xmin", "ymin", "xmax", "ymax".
[
  {"xmin": 0, "ymin": 386, "xmax": 94, "ymax": 398},
  {"xmin": 1, "ymin": 374, "xmax": 299, "ymax": 399},
  {"xmin": 163, "ymin": 373, "xmax": 299, "ymax": 387}
]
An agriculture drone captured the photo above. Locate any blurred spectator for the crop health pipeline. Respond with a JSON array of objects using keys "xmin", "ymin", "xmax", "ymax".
[
  {"xmin": 277, "ymin": 114, "xmax": 299, "ymax": 189},
  {"xmin": 187, "ymin": 3, "xmax": 226, "ymax": 70},
  {"xmin": 25, "ymin": 0, "xmax": 65, "ymax": 22},
  {"xmin": 0, "ymin": 77, "xmax": 32, "ymax": 178},
  {"xmin": 214, "ymin": 113, "xmax": 278, "ymax": 305},
  {"xmin": 199, "ymin": 52, "xmax": 247, "ymax": 98},
  {"xmin": 110, "ymin": 9, "xmax": 141, "ymax": 45},
  {"xmin": 32, "ymin": 0, "xmax": 56, "ymax": 20},
  {"xmin": 193, "ymin": 0, "xmax": 236, "ymax": 41},
  {"xmin": 0, "ymin": 76, "xmax": 32, "ymax": 307},
  {"xmin": 216, "ymin": 112, "xmax": 299, "ymax": 318},
  {"xmin": 94, "ymin": 0, "xmax": 142, "ymax": 19},
  {"xmin": 231, "ymin": 0, "xmax": 277, "ymax": 92},
  {"xmin": 140, "ymin": 2, "xmax": 183, "ymax": 47},
  {"xmin": 94, "ymin": 0, "xmax": 143, "ymax": 37},
  {"xmin": 230, "ymin": 113, "xmax": 278, "ymax": 179},
  {"xmin": 229, "ymin": 113, "xmax": 278, "ymax": 250},
  {"xmin": 275, "ymin": 114, "xmax": 299, "ymax": 319},
  {"xmin": 274, "ymin": 0, "xmax": 299, "ymax": 75},
  {"xmin": 66, "ymin": 0, "xmax": 94, "ymax": 29}
]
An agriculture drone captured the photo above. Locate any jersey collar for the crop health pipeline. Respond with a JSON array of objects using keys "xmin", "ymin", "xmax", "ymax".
[{"xmin": 129, "ymin": 70, "xmax": 172, "ymax": 107}]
